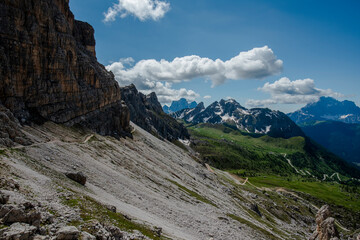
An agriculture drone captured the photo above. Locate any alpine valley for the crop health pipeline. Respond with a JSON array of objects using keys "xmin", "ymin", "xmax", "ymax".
[
  {"xmin": 0, "ymin": 1, "xmax": 359, "ymax": 240},
  {"xmin": 288, "ymin": 97, "xmax": 360, "ymax": 165}
]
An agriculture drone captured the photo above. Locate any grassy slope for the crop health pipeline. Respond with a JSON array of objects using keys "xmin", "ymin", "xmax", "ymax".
[
  {"xmin": 189, "ymin": 123, "xmax": 304, "ymax": 175},
  {"xmin": 189, "ymin": 123, "xmax": 360, "ymax": 178},
  {"xmin": 249, "ymin": 175, "xmax": 360, "ymax": 212},
  {"xmin": 187, "ymin": 123, "xmax": 360, "ymax": 213}
]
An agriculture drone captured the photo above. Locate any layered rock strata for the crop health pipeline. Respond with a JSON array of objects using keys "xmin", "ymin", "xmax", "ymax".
[{"xmin": 0, "ymin": 0, "xmax": 131, "ymax": 138}]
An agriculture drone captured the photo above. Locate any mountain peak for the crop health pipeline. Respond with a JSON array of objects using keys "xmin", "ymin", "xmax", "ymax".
[
  {"xmin": 173, "ymin": 99, "xmax": 303, "ymax": 138},
  {"xmin": 289, "ymin": 97, "xmax": 360, "ymax": 124},
  {"xmin": 163, "ymin": 98, "xmax": 198, "ymax": 114}
]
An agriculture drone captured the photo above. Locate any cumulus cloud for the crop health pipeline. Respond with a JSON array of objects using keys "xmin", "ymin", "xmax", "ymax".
[
  {"xmin": 106, "ymin": 60, "xmax": 198, "ymax": 104},
  {"xmin": 246, "ymin": 77, "xmax": 343, "ymax": 107},
  {"xmin": 203, "ymin": 95, "xmax": 212, "ymax": 99},
  {"xmin": 107, "ymin": 46, "xmax": 283, "ymax": 88},
  {"xmin": 103, "ymin": 0, "xmax": 170, "ymax": 22},
  {"xmin": 140, "ymin": 82, "xmax": 199, "ymax": 105}
]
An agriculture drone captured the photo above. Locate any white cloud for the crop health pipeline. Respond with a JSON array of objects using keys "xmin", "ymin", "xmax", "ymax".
[
  {"xmin": 106, "ymin": 60, "xmax": 199, "ymax": 105},
  {"xmin": 140, "ymin": 82, "xmax": 199, "ymax": 105},
  {"xmin": 106, "ymin": 46, "xmax": 282, "ymax": 105},
  {"xmin": 246, "ymin": 77, "xmax": 343, "ymax": 107},
  {"xmin": 106, "ymin": 46, "xmax": 283, "ymax": 88},
  {"xmin": 103, "ymin": 0, "xmax": 170, "ymax": 22},
  {"xmin": 203, "ymin": 95, "xmax": 212, "ymax": 99}
]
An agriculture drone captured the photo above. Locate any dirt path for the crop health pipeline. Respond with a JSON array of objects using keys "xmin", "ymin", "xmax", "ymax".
[
  {"xmin": 205, "ymin": 163, "xmax": 215, "ymax": 173},
  {"xmin": 83, "ymin": 134, "xmax": 94, "ymax": 143}
]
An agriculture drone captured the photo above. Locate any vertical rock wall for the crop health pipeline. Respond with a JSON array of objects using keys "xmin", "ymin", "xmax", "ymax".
[{"xmin": 0, "ymin": 0, "xmax": 131, "ymax": 138}]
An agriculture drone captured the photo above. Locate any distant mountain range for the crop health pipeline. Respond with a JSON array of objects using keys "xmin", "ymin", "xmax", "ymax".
[
  {"xmin": 288, "ymin": 97, "xmax": 360, "ymax": 165},
  {"xmin": 172, "ymin": 99, "xmax": 304, "ymax": 138},
  {"xmin": 163, "ymin": 98, "xmax": 197, "ymax": 114},
  {"xmin": 288, "ymin": 97, "xmax": 360, "ymax": 125}
]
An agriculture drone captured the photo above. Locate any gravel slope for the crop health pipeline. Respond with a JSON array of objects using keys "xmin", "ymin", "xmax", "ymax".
[{"xmin": 0, "ymin": 122, "xmax": 315, "ymax": 239}]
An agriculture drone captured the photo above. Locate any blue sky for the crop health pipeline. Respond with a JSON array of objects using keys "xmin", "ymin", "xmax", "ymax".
[{"xmin": 69, "ymin": 0, "xmax": 360, "ymax": 113}]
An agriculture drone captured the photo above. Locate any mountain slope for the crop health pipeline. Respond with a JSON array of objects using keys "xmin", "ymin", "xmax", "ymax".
[
  {"xmin": 288, "ymin": 97, "xmax": 360, "ymax": 125},
  {"xmin": 163, "ymin": 98, "xmax": 197, "ymax": 114},
  {"xmin": 174, "ymin": 99, "xmax": 304, "ymax": 138},
  {"xmin": 0, "ymin": 121, "xmax": 329, "ymax": 240},
  {"xmin": 302, "ymin": 121, "xmax": 360, "ymax": 164}
]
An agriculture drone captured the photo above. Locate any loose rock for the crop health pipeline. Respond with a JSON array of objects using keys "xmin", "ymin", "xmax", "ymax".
[
  {"xmin": 65, "ymin": 172, "xmax": 87, "ymax": 185},
  {"xmin": 0, "ymin": 222, "xmax": 37, "ymax": 240},
  {"xmin": 0, "ymin": 192, "xmax": 9, "ymax": 205},
  {"xmin": 56, "ymin": 226, "xmax": 80, "ymax": 240},
  {"xmin": 81, "ymin": 231, "xmax": 96, "ymax": 240}
]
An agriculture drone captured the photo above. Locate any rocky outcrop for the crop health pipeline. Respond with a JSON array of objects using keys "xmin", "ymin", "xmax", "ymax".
[
  {"xmin": 121, "ymin": 84, "xmax": 189, "ymax": 141},
  {"xmin": 0, "ymin": 103, "xmax": 31, "ymax": 147},
  {"xmin": 0, "ymin": 0, "xmax": 131, "ymax": 138},
  {"xmin": 310, "ymin": 205, "xmax": 340, "ymax": 240}
]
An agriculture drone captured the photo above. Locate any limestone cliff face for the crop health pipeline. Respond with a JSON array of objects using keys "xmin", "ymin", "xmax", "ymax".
[
  {"xmin": 0, "ymin": 0, "xmax": 131, "ymax": 138},
  {"xmin": 121, "ymin": 84, "xmax": 189, "ymax": 141}
]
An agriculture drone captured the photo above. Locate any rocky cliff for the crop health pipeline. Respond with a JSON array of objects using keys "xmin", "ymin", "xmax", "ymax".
[
  {"xmin": 121, "ymin": 84, "xmax": 189, "ymax": 141},
  {"xmin": 0, "ymin": 0, "xmax": 131, "ymax": 140}
]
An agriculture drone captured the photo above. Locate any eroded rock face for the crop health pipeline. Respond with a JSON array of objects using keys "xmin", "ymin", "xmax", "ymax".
[
  {"xmin": 0, "ymin": 0, "xmax": 131, "ymax": 138},
  {"xmin": 121, "ymin": 84, "xmax": 189, "ymax": 141},
  {"xmin": 310, "ymin": 205, "xmax": 340, "ymax": 240},
  {"xmin": 0, "ymin": 103, "xmax": 31, "ymax": 147}
]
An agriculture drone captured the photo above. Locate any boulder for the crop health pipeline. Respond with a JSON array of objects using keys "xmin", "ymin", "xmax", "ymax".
[
  {"xmin": 249, "ymin": 203, "xmax": 262, "ymax": 217},
  {"xmin": 0, "ymin": 204, "xmax": 13, "ymax": 218},
  {"xmin": 2, "ymin": 207, "xmax": 28, "ymax": 224},
  {"xmin": 56, "ymin": 226, "xmax": 80, "ymax": 240},
  {"xmin": 0, "ymin": 192, "xmax": 9, "ymax": 205},
  {"xmin": 1, "ymin": 205, "xmax": 41, "ymax": 227},
  {"xmin": 80, "ymin": 232, "xmax": 96, "ymax": 240},
  {"xmin": 105, "ymin": 225, "xmax": 123, "ymax": 240},
  {"xmin": 65, "ymin": 172, "xmax": 87, "ymax": 185},
  {"xmin": 0, "ymin": 222, "xmax": 37, "ymax": 240}
]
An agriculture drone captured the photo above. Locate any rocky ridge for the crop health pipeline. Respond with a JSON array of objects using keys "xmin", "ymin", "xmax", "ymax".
[
  {"xmin": 0, "ymin": 0, "xmax": 131, "ymax": 140},
  {"xmin": 121, "ymin": 84, "xmax": 189, "ymax": 141},
  {"xmin": 172, "ymin": 99, "xmax": 304, "ymax": 138}
]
